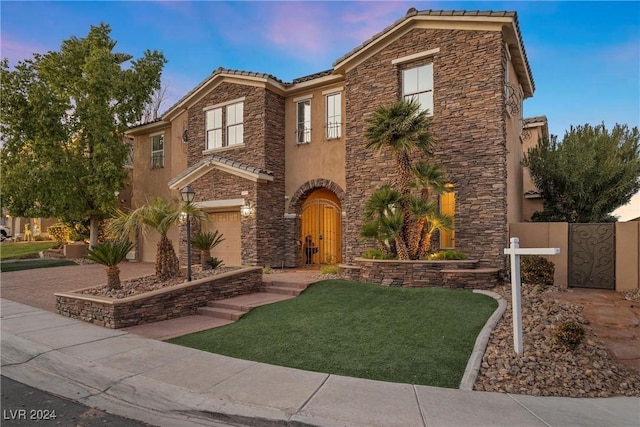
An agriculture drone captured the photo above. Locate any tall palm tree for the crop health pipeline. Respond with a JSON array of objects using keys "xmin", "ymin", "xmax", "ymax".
[
  {"xmin": 86, "ymin": 239, "xmax": 134, "ymax": 290},
  {"xmin": 364, "ymin": 98, "xmax": 436, "ymax": 259},
  {"xmin": 109, "ymin": 197, "xmax": 205, "ymax": 280},
  {"xmin": 409, "ymin": 197, "xmax": 454, "ymax": 258}
]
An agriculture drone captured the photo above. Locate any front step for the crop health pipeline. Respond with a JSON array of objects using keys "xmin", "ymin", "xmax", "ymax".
[
  {"xmin": 262, "ymin": 286, "xmax": 303, "ymax": 296},
  {"xmin": 196, "ymin": 306, "xmax": 246, "ymax": 320},
  {"xmin": 262, "ymin": 280, "xmax": 309, "ymax": 290}
]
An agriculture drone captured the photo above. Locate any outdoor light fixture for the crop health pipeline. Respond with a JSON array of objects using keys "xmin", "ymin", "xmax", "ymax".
[
  {"xmin": 180, "ymin": 185, "xmax": 196, "ymax": 281},
  {"xmin": 241, "ymin": 203, "xmax": 254, "ymax": 217}
]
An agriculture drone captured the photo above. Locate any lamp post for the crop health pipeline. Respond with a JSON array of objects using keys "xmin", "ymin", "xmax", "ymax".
[{"xmin": 180, "ymin": 185, "xmax": 196, "ymax": 282}]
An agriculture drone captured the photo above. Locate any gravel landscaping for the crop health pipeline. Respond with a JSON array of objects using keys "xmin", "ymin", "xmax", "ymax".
[{"xmin": 475, "ymin": 283, "xmax": 640, "ymax": 397}]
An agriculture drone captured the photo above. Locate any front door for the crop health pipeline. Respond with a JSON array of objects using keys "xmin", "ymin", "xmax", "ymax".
[{"xmin": 301, "ymin": 189, "xmax": 341, "ymax": 266}]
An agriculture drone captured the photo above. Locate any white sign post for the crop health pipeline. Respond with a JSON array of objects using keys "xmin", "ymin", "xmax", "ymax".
[{"xmin": 504, "ymin": 237, "xmax": 560, "ymax": 356}]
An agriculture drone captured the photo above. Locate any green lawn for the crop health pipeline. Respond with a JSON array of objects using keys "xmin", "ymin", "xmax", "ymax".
[
  {"xmin": 0, "ymin": 241, "xmax": 58, "ymax": 260},
  {"xmin": 1, "ymin": 258, "xmax": 78, "ymax": 272},
  {"xmin": 169, "ymin": 280, "xmax": 497, "ymax": 388}
]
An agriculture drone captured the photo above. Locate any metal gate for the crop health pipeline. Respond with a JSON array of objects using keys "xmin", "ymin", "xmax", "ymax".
[{"xmin": 568, "ymin": 223, "xmax": 615, "ymax": 289}]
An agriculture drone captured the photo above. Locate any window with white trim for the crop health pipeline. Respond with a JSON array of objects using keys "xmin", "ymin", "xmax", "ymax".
[
  {"xmin": 226, "ymin": 102, "xmax": 243, "ymax": 146},
  {"xmin": 151, "ymin": 134, "xmax": 164, "ymax": 169},
  {"xmin": 296, "ymin": 99, "xmax": 311, "ymax": 144},
  {"xmin": 402, "ymin": 63, "xmax": 433, "ymax": 115},
  {"xmin": 206, "ymin": 108, "xmax": 222, "ymax": 150},
  {"xmin": 325, "ymin": 92, "xmax": 341, "ymax": 139}
]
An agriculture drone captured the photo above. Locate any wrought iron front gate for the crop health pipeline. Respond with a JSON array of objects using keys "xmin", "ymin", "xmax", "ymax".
[{"xmin": 568, "ymin": 223, "xmax": 615, "ymax": 289}]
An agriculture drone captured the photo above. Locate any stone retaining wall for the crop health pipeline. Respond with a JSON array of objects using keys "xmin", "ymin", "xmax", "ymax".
[
  {"xmin": 341, "ymin": 258, "xmax": 502, "ymax": 289},
  {"xmin": 55, "ymin": 267, "xmax": 262, "ymax": 329}
]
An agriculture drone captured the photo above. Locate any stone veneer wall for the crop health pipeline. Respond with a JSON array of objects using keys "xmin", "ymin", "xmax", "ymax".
[
  {"xmin": 186, "ymin": 82, "xmax": 286, "ymax": 267},
  {"xmin": 55, "ymin": 267, "xmax": 262, "ymax": 329},
  {"xmin": 343, "ymin": 259, "xmax": 501, "ymax": 289},
  {"xmin": 344, "ymin": 28, "xmax": 507, "ymax": 270}
]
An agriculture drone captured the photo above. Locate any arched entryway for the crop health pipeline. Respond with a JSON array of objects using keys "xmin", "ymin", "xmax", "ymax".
[{"xmin": 301, "ymin": 189, "xmax": 342, "ymax": 266}]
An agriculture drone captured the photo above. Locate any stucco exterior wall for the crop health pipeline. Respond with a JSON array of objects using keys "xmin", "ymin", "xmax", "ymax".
[
  {"xmin": 521, "ymin": 124, "xmax": 545, "ymax": 220},
  {"xmin": 284, "ymin": 83, "xmax": 346, "ymax": 204},
  {"xmin": 129, "ymin": 111, "xmax": 188, "ymax": 263},
  {"xmin": 510, "ymin": 222, "xmax": 569, "ymax": 287},
  {"xmin": 344, "ymin": 28, "xmax": 507, "ymax": 266},
  {"xmin": 505, "ymin": 57, "xmax": 524, "ymax": 225},
  {"xmin": 616, "ymin": 221, "xmax": 640, "ymax": 292}
]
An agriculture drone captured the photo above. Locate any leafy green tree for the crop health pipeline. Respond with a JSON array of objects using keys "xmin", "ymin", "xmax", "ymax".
[
  {"xmin": 361, "ymin": 99, "xmax": 452, "ymax": 260},
  {"xmin": 524, "ymin": 123, "xmax": 640, "ymax": 222},
  {"xmin": 0, "ymin": 23, "xmax": 166, "ymax": 247}
]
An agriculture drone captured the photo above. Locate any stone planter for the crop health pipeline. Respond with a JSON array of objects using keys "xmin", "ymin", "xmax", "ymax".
[
  {"xmin": 63, "ymin": 242, "xmax": 88, "ymax": 258},
  {"xmin": 341, "ymin": 258, "xmax": 502, "ymax": 289},
  {"xmin": 55, "ymin": 267, "xmax": 262, "ymax": 328}
]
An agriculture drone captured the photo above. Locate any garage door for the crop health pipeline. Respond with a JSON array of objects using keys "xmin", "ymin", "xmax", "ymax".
[{"xmin": 206, "ymin": 211, "xmax": 241, "ymax": 266}]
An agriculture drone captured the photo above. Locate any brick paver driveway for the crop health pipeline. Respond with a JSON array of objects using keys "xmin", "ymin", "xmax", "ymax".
[{"xmin": 0, "ymin": 261, "xmax": 155, "ymax": 312}]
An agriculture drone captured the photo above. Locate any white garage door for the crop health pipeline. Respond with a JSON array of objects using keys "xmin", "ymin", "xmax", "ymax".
[{"xmin": 206, "ymin": 211, "xmax": 241, "ymax": 266}]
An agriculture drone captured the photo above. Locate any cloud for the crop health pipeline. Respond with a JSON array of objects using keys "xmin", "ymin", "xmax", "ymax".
[{"xmin": 0, "ymin": 37, "xmax": 51, "ymax": 65}]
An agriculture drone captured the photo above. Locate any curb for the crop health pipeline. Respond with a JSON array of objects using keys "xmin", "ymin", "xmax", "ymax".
[{"xmin": 459, "ymin": 289, "xmax": 507, "ymax": 391}]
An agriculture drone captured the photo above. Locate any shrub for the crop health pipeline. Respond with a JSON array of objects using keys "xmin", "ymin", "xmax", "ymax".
[
  {"xmin": 33, "ymin": 234, "xmax": 50, "ymax": 241},
  {"xmin": 521, "ymin": 255, "xmax": 555, "ymax": 286},
  {"xmin": 262, "ymin": 264, "xmax": 272, "ymax": 274},
  {"xmin": 554, "ymin": 321, "xmax": 585, "ymax": 350},
  {"xmin": 362, "ymin": 248, "xmax": 396, "ymax": 260},
  {"xmin": 207, "ymin": 257, "xmax": 224, "ymax": 270},
  {"xmin": 47, "ymin": 223, "xmax": 73, "ymax": 245},
  {"xmin": 86, "ymin": 239, "xmax": 134, "ymax": 290},
  {"xmin": 426, "ymin": 250, "xmax": 468, "ymax": 260},
  {"xmin": 192, "ymin": 231, "xmax": 225, "ymax": 270},
  {"xmin": 320, "ymin": 265, "xmax": 340, "ymax": 275}
]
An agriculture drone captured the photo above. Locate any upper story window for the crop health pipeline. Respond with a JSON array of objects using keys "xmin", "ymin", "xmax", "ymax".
[
  {"xmin": 206, "ymin": 108, "xmax": 222, "ymax": 150},
  {"xmin": 325, "ymin": 92, "xmax": 342, "ymax": 139},
  {"xmin": 402, "ymin": 63, "xmax": 433, "ymax": 116},
  {"xmin": 204, "ymin": 99, "xmax": 244, "ymax": 151},
  {"xmin": 151, "ymin": 134, "xmax": 164, "ymax": 169},
  {"xmin": 226, "ymin": 102, "xmax": 244, "ymax": 146},
  {"xmin": 296, "ymin": 99, "xmax": 311, "ymax": 144}
]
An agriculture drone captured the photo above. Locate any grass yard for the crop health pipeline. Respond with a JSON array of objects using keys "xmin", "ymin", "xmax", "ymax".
[
  {"xmin": 169, "ymin": 280, "xmax": 498, "ymax": 388},
  {"xmin": 0, "ymin": 241, "xmax": 58, "ymax": 260},
  {"xmin": 1, "ymin": 258, "xmax": 77, "ymax": 272}
]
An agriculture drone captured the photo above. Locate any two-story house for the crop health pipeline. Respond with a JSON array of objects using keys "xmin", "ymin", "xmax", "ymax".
[{"xmin": 126, "ymin": 9, "xmax": 535, "ymax": 271}]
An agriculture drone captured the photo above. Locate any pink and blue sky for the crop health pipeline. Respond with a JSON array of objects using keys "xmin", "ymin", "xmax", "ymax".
[{"xmin": 1, "ymin": 1, "xmax": 638, "ymax": 138}]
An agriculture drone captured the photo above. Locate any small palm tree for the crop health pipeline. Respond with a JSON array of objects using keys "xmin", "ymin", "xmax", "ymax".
[
  {"xmin": 191, "ymin": 231, "xmax": 225, "ymax": 270},
  {"xmin": 86, "ymin": 239, "xmax": 134, "ymax": 290},
  {"xmin": 108, "ymin": 197, "xmax": 205, "ymax": 280}
]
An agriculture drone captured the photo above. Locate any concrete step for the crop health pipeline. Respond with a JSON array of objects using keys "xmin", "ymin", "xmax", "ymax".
[
  {"xmin": 262, "ymin": 286, "xmax": 303, "ymax": 296},
  {"xmin": 207, "ymin": 300, "xmax": 252, "ymax": 311},
  {"xmin": 262, "ymin": 280, "xmax": 309, "ymax": 290},
  {"xmin": 196, "ymin": 306, "xmax": 246, "ymax": 321}
]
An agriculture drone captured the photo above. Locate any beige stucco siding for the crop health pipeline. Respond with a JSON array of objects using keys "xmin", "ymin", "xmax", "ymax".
[
  {"xmin": 284, "ymin": 84, "xmax": 346, "ymax": 203},
  {"xmin": 505, "ymin": 56, "xmax": 524, "ymax": 225}
]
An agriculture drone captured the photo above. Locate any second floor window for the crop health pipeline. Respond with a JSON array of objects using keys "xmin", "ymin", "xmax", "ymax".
[
  {"xmin": 297, "ymin": 99, "xmax": 311, "ymax": 144},
  {"xmin": 226, "ymin": 102, "xmax": 244, "ymax": 146},
  {"xmin": 206, "ymin": 108, "xmax": 222, "ymax": 150},
  {"xmin": 151, "ymin": 134, "xmax": 164, "ymax": 169},
  {"xmin": 326, "ymin": 93, "xmax": 342, "ymax": 139},
  {"xmin": 402, "ymin": 63, "xmax": 433, "ymax": 116}
]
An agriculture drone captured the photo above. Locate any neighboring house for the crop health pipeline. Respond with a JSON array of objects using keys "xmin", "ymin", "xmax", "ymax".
[
  {"xmin": 520, "ymin": 116, "xmax": 549, "ymax": 221},
  {"xmin": 127, "ymin": 9, "xmax": 535, "ymax": 269}
]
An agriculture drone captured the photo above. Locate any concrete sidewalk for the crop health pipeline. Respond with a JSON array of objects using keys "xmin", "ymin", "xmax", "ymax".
[{"xmin": 2, "ymin": 299, "xmax": 638, "ymax": 427}]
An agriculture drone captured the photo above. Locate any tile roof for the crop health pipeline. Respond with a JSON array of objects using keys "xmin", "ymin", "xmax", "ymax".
[
  {"xmin": 523, "ymin": 116, "xmax": 548, "ymax": 125},
  {"xmin": 168, "ymin": 154, "xmax": 274, "ymax": 188},
  {"xmin": 333, "ymin": 9, "xmax": 534, "ymax": 93},
  {"xmin": 291, "ymin": 69, "xmax": 334, "ymax": 84}
]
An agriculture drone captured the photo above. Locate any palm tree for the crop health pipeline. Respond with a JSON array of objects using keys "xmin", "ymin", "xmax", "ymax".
[
  {"xmin": 361, "ymin": 185, "xmax": 406, "ymax": 257},
  {"xmin": 86, "ymin": 239, "xmax": 134, "ymax": 290},
  {"xmin": 191, "ymin": 231, "xmax": 225, "ymax": 270},
  {"xmin": 409, "ymin": 197, "xmax": 454, "ymax": 258},
  {"xmin": 109, "ymin": 197, "xmax": 205, "ymax": 280},
  {"xmin": 364, "ymin": 98, "xmax": 436, "ymax": 259}
]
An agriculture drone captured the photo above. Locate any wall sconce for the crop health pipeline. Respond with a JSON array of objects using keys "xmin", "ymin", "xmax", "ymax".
[{"xmin": 241, "ymin": 203, "xmax": 254, "ymax": 217}]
